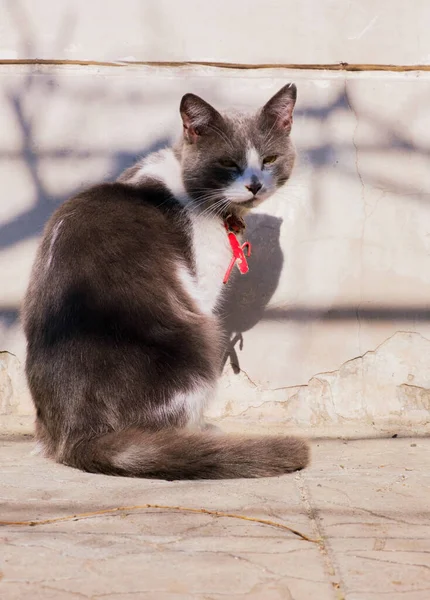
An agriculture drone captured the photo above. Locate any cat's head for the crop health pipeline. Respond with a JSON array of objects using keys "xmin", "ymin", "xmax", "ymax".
[{"xmin": 179, "ymin": 84, "xmax": 297, "ymax": 215}]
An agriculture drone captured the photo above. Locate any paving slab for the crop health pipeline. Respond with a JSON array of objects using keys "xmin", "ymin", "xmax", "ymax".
[
  {"xmin": 1, "ymin": 436, "xmax": 429, "ymax": 599},
  {"xmin": 303, "ymin": 437, "xmax": 430, "ymax": 599}
]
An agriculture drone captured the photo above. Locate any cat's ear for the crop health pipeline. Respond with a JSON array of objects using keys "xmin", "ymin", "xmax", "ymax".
[
  {"xmin": 180, "ymin": 93, "xmax": 223, "ymax": 144},
  {"xmin": 260, "ymin": 83, "xmax": 297, "ymax": 134}
]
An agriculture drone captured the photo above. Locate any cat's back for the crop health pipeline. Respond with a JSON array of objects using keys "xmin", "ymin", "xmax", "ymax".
[
  {"xmin": 22, "ymin": 180, "xmax": 193, "ymax": 337},
  {"xmin": 43, "ymin": 180, "xmax": 188, "ymax": 261}
]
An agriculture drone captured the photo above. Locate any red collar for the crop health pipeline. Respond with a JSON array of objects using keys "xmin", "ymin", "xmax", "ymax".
[{"xmin": 223, "ymin": 214, "xmax": 252, "ymax": 284}]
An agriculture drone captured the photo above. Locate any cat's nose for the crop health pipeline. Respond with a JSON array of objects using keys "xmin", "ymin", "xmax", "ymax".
[{"xmin": 245, "ymin": 180, "xmax": 262, "ymax": 196}]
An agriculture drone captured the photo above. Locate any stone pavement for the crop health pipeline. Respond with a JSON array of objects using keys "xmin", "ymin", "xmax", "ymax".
[{"xmin": 1, "ymin": 435, "xmax": 429, "ymax": 599}]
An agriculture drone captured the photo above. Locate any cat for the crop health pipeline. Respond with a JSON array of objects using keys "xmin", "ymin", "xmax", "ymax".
[{"xmin": 22, "ymin": 83, "xmax": 310, "ymax": 479}]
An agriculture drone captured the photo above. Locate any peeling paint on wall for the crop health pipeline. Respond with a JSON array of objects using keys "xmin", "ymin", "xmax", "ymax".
[{"xmin": 210, "ymin": 332, "xmax": 430, "ymax": 432}]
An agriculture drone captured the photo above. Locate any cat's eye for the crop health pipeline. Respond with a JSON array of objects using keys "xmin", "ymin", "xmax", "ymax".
[
  {"xmin": 263, "ymin": 155, "xmax": 278, "ymax": 165},
  {"xmin": 219, "ymin": 159, "xmax": 239, "ymax": 169}
]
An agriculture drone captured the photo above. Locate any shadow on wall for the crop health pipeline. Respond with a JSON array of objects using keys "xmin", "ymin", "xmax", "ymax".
[
  {"xmin": 219, "ymin": 214, "xmax": 284, "ymax": 373},
  {"xmin": 0, "ymin": 138, "xmax": 169, "ymax": 252},
  {"xmin": 1, "ymin": 2, "xmax": 171, "ymax": 251},
  {"xmin": 0, "ymin": 67, "xmax": 170, "ymax": 334}
]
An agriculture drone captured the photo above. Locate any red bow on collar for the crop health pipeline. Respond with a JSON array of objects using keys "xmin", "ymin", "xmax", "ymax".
[{"xmin": 223, "ymin": 214, "xmax": 252, "ymax": 284}]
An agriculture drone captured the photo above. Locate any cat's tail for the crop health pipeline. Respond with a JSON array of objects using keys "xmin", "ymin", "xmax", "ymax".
[{"xmin": 61, "ymin": 429, "xmax": 310, "ymax": 480}]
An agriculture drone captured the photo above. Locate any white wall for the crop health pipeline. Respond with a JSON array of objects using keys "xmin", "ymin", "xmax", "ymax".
[
  {"xmin": 1, "ymin": 2, "xmax": 430, "ymax": 436},
  {"xmin": 1, "ymin": 1, "xmax": 430, "ymax": 65}
]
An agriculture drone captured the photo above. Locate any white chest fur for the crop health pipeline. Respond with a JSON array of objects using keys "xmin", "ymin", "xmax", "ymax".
[{"xmin": 188, "ymin": 213, "xmax": 232, "ymax": 314}]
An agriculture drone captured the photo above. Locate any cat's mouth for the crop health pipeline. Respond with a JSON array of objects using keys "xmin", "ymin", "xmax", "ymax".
[
  {"xmin": 223, "ymin": 187, "xmax": 272, "ymax": 212},
  {"xmin": 238, "ymin": 198, "xmax": 258, "ymax": 209},
  {"xmin": 230, "ymin": 195, "xmax": 266, "ymax": 210}
]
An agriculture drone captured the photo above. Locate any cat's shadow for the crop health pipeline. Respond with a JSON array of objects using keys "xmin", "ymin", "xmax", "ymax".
[{"xmin": 218, "ymin": 213, "xmax": 283, "ymax": 373}]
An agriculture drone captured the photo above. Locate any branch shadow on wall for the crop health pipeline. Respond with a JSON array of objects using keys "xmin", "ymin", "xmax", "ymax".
[
  {"xmin": 0, "ymin": 139, "xmax": 169, "ymax": 252},
  {"xmin": 0, "ymin": 73, "xmax": 170, "ymax": 337}
]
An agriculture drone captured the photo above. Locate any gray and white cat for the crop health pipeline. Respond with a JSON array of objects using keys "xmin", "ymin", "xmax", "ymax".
[{"xmin": 22, "ymin": 83, "xmax": 309, "ymax": 479}]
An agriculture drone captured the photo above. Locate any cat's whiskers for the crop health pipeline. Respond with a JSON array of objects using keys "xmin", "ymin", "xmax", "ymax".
[
  {"xmin": 193, "ymin": 198, "xmax": 229, "ymax": 219},
  {"xmin": 188, "ymin": 194, "xmax": 225, "ymax": 211}
]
